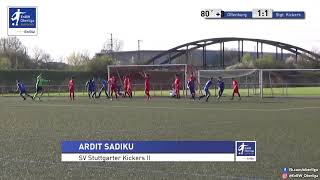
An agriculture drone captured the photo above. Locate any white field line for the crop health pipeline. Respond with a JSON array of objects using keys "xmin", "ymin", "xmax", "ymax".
[
  {"xmin": 0, "ymin": 157, "xmax": 265, "ymax": 180},
  {"xmin": 7, "ymin": 103, "xmax": 320, "ymax": 112}
]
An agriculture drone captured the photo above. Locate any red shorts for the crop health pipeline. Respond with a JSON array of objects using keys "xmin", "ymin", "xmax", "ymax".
[
  {"xmin": 111, "ymin": 86, "xmax": 117, "ymax": 91},
  {"xmin": 69, "ymin": 88, "xmax": 74, "ymax": 92},
  {"xmin": 145, "ymin": 87, "xmax": 150, "ymax": 92},
  {"xmin": 233, "ymin": 88, "xmax": 239, "ymax": 93}
]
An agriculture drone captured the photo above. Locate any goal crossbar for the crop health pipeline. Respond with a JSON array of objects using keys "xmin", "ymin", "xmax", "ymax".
[{"xmin": 107, "ymin": 64, "xmax": 189, "ymax": 98}]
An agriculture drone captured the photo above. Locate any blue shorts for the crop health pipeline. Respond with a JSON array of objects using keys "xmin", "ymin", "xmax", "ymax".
[
  {"xmin": 204, "ymin": 89, "xmax": 210, "ymax": 96},
  {"xmin": 219, "ymin": 88, "xmax": 224, "ymax": 92},
  {"xmin": 189, "ymin": 88, "xmax": 195, "ymax": 94},
  {"xmin": 20, "ymin": 89, "xmax": 26, "ymax": 94}
]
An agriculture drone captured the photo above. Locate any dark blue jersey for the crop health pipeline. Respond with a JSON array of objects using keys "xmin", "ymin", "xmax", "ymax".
[
  {"xmin": 188, "ymin": 80, "xmax": 195, "ymax": 90},
  {"xmin": 101, "ymin": 79, "xmax": 108, "ymax": 87},
  {"xmin": 85, "ymin": 81, "xmax": 90, "ymax": 90},
  {"xmin": 86, "ymin": 80, "xmax": 96, "ymax": 91},
  {"xmin": 17, "ymin": 82, "xmax": 26, "ymax": 92},
  {"xmin": 204, "ymin": 80, "xmax": 213, "ymax": 90},
  {"xmin": 90, "ymin": 81, "xmax": 96, "ymax": 91},
  {"xmin": 217, "ymin": 80, "xmax": 225, "ymax": 89}
]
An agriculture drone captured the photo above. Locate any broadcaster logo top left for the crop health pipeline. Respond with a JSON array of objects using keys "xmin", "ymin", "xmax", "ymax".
[{"xmin": 7, "ymin": 7, "xmax": 38, "ymax": 36}]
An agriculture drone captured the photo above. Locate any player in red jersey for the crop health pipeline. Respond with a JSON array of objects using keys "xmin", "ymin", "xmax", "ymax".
[
  {"xmin": 140, "ymin": 72, "xmax": 151, "ymax": 100},
  {"xmin": 174, "ymin": 74, "xmax": 181, "ymax": 99},
  {"xmin": 123, "ymin": 75, "xmax": 129, "ymax": 97},
  {"xmin": 231, "ymin": 78, "xmax": 241, "ymax": 100},
  {"xmin": 109, "ymin": 75, "xmax": 118, "ymax": 100},
  {"xmin": 68, "ymin": 76, "xmax": 75, "ymax": 101},
  {"xmin": 127, "ymin": 75, "xmax": 133, "ymax": 98}
]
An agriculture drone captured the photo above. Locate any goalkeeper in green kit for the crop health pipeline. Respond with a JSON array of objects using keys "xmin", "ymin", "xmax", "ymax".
[{"xmin": 33, "ymin": 73, "xmax": 50, "ymax": 100}]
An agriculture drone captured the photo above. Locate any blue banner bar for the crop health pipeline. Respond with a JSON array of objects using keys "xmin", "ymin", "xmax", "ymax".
[
  {"xmin": 61, "ymin": 141, "xmax": 235, "ymax": 153},
  {"xmin": 273, "ymin": 11, "xmax": 305, "ymax": 19},
  {"xmin": 222, "ymin": 11, "xmax": 252, "ymax": 19}
]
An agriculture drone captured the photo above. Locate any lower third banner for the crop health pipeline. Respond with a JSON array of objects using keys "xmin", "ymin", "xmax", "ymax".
[{"xmin": 61, "ymin": 141, "xmax": 256, "ymax": 162}]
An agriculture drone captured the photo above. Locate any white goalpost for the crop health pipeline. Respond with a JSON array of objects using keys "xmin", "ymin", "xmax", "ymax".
[
  {"xmin": 107, "ymin": 64, "xmax": 188, "ymax": 98},
  {"xmin": 198, "ymin": 69, "xmax": 262, "ymax": 97},
  {"xmin": 198, "ymin": 69, "xmax": 320, "ymax": 98}
]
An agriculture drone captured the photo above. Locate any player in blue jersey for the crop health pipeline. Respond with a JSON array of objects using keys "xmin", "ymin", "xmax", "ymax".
[
  {"xmin": 217, "ymin": 76, "xmax": 225, "ymax": 99},
  {"xmin": 97, "ymin": 78, "xmax": 110, "ymax": 98},
  {"xmin": 16, "ymin": 80, "xmax": 33, "ymax": 100},
  {"xmin": 85, "ymin": 78, "xmax": 96, "ymax": 99},
  {"xmin": 187, "ymin": 79, "xmax": 196, "ymax": 100},
  {"xmin": 85, "ymin": 79, "xmax": 91, "ymax": 99},
  {"xmin": 90, "ymin": 78, "xmax": 96, "ymax": 99},
  {"xmin": 199, "ymin": 77, "xmax": 213, "ymax": 102},
  {"xmin": 187, "ymin": 74, "xmax": 196, "ymax": 100}
]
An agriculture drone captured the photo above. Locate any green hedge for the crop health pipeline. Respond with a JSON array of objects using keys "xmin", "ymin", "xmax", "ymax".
[{"xmin": 0, "ymin": 70, "xmax": 96, "ymax": 86}]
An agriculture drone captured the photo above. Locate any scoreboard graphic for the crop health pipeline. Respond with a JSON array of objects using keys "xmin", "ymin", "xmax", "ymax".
[{"xmin": 201, "ymin": 9, "xmax": 305, "ymax": 19}]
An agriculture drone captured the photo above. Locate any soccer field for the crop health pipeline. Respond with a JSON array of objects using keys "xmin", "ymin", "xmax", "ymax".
[{"xmin": 0, "ymin": 96, "xmax": 320, "ymax": 179}]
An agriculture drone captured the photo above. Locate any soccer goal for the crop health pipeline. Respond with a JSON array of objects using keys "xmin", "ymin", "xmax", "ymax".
[
  {"xmin": 198, "ymin": 69, "xmax": 320, "ymax": 98},
  {"xmin": 198, "ymin": 69, "xmax": 262, "ymax": 97},
  {"xmin": 260, "ymin": 69, "xmax": 320, "ymax": 98},
  {"xmin": 107, "ymin": 64, "xmax": 188, "ymax": 97}
]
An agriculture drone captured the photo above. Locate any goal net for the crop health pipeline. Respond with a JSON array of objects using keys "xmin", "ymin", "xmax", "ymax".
[
  {"xmin": 107, "ymin": 64, "xmax": 188, "ymax": 97},
  {"xmin": 261, "ymin": 69, "xmax": 320, "ymax": 97},
  {"xmin": 198, "ymin": 69, "xmax": 320, "ymax": 98},
  {"xmin": 198, "ymin": 69, "xmax": 261, "ymax": 97}
]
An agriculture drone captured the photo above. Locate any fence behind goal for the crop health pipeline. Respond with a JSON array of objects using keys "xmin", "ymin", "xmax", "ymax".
[
  {"xmin": 261, "ymin": 69, "xmax": 320, "ymax": 97},
  {"xmin": 1, "ymin": 68, "xmax": 319, "ymax": 98},
  {"xmin": 108, "ymin": 64, "xmax": 188, "ymax": 97},
  {"xmin": 198, "ymin": 69, "xmax": 320, "ymax": 98}
]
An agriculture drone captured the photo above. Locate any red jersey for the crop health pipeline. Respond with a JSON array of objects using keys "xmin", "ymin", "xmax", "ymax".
[
  {"xmin": 232, "ymin": 80, "xmax": 238, "ymax": 89},
  {"xmin": 111, "ymin": 77, "xmax": 117, "ymax": 87},
  {"xmin": 127, "ymin": 78, "xmax": 132, "ymax": 89},
  {"xmin": 145, "ymin": 76, "xmax": 150, "ymax": 88},
  {"xmin": 68, "ymin": 79, "xmax": 75, "ymax": 90},
  {"xmin": 124, "ymin": 77, "xmax": 129, "ymax": 87},
  {"xmin": 174, "ymin": 78, "xmax": 180, "ymax": 88}
]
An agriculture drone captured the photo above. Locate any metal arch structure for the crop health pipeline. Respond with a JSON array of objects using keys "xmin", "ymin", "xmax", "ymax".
[{"xmin": 145, "ymin": 37, "xmax": 320, "ymax": 68}]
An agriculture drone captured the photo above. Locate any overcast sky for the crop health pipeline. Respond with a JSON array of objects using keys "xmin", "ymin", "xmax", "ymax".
[{"xmin": 0, "ymin": 0, "xmax": 319, "ymax": 61}]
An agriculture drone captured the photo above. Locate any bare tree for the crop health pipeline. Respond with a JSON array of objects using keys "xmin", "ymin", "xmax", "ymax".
[
  {"xmin": 42, "ymin": 52, "xmax": 52, "ymax": 65},
  {"xmin": 32, "ymin": 47, "xmax": 44, "ymax": 65},
  {"xmin": 67, "ymin": 51, "xmax": 91, "ymax": 69},
  {"xmin": 31, "ymin": 47, "xmax": 52, "ymax": 68},
  {"xmin": 0, "ymin": 37, "xmax": 26, "ymax": 53},
  {"xmin": 0, "ymin": 37, "xmax": 29, "ymax": 69}
]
